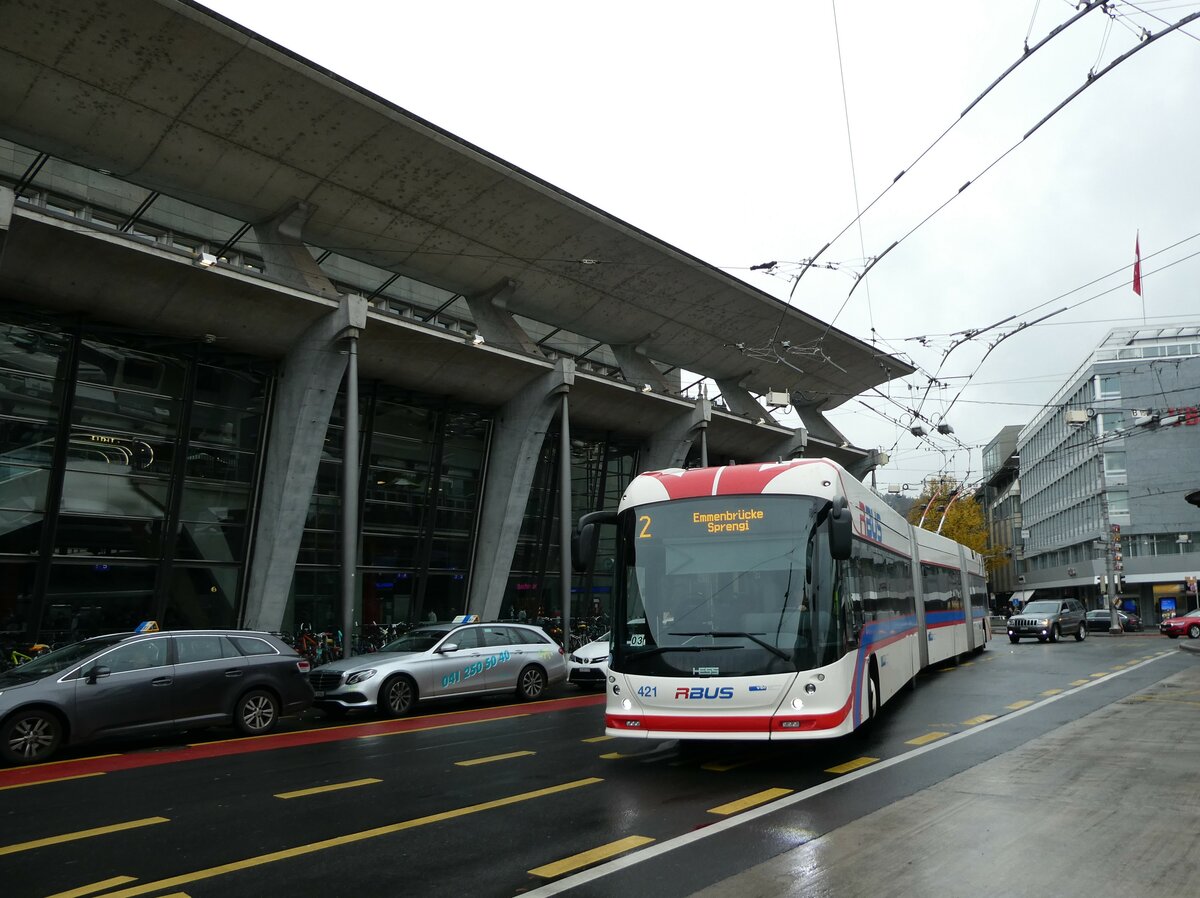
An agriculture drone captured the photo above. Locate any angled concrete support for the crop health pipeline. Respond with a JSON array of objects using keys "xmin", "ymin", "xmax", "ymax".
[
  {"xmin": 715, "ymin": 377, "xmax": 772, "ymax": 423},
  {"xmin": 467, "ymin": 359, "xmax": 574, "ymax": 621},
  {"xmin": 252, "ymin": 200, "xmax": 339, "ymax": 298},
  {"xmin": 610, "ymin": 343, "xmax": 670, "ymax": 393},
  {"xmin": 792, "ymin": 398, "xmax": 852, "ymax": 448},
  {"xmin": 463, "ymin": 279, "xmax": 544, "ymax": 356},
  {"xmin": 243, "ymin": 295, "xmax": 368, "ymax": 631},
  {"xmin": 847, "ymin": 448, "xmax": 890, "ymax": 481},
  {"xmin": 642, "ymin": 399, "xmax": 711, "ymax": 471},
  {"xmin": 768, "ymin": 427, "xmax": 810, "ymax": 462}
]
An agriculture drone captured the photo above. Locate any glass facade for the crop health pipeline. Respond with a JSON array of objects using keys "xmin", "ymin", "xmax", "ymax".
[{"xmin": 0, "ymin": 310, "xmax": 270, "ymax": 644}]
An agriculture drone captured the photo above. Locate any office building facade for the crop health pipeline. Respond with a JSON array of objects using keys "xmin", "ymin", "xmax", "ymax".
[{"xmin": 1017, "ymin": 325, "xmax": 1200, "ymax": 622}]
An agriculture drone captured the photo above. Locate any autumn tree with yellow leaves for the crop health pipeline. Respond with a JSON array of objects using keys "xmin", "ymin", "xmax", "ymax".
[{"xmin": 907, "ymin": 476, "xmax": 994, "ymax": 571}]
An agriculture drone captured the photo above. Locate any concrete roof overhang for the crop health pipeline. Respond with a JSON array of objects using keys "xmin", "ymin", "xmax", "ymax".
[
  {"xmin": 0, "ymin": 0, "xmax": 913, "ymax": 411},
  {"xmin": 0, "ymin": 207, "xmax": 867, "ymax": 466}
]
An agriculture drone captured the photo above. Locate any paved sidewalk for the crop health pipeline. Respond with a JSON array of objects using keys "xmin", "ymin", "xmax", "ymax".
[{"xmin": 691, "ymin": 646, "xmax": 1200, "ymax": 898}]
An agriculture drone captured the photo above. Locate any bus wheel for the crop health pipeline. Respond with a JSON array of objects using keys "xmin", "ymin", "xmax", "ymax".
[{"xmin": 866, "ymin": 668, "xmax": 879, "ymax": 722}]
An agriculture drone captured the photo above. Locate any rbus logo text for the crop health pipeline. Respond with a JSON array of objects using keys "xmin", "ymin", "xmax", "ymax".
[
  {"xmin": 675, "ymin": 686, "xmax": 735, "ymax": 700},
  {"xmin": 858, "ymin": 501, "xmax": 883, "ymax": 542}
]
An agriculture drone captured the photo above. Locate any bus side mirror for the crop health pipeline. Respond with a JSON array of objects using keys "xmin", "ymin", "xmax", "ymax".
[
  {"xmin": 572, "ymin": 510, "xmax": 618, "ymax": 572},
  {"xmin": 829, "ymin": 498, "xmax": 852, "ymax": 560}
]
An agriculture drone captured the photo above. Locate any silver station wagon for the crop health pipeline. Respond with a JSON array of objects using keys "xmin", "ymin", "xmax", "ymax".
[{"xmin": 309, "ymin": 621, "xmax": 568, "ymax": 717}]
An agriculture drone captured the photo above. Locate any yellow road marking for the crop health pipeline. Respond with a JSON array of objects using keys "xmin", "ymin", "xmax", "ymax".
[
  {"xmin": 275, "ymin": 778, "xmax": 381, "ymax": 799},
  {"xmin": 0, "ymin": 817, "xmax": 168, "ymax": 857},
  {"xmin": 707, "ymin": 787, "xmax": 792, "ymax": 815},
  {"xmin": 905, "ymin": 731, "xmax": 949, "ymax": 746},
  {"xmin": 356, "ymin": 713, "xmax": 530, "ymax": 740},
  {"xmin": 825, "ymin": 757, "xmax": 879, "ymax": 774},
  {"xmin": 3, "ymin": 753, "xmax": 120, "ymax": 771},
  {"xmin": 581, "ymin": 735, "xmax": 614, "ymax": 743},
  {"xmin": 455, "ymin": 750, "xmax": 535, "ymax": 766},
  {"xmin": 1040, "ymin": 689, "xmax": 1063, "ymax": 696},
  {"xmin": 85, "ymin": 779, "xmax": 603, "ymax": 898},
  {"xmin": 0, "ymin": 771, "xmax": 105, "ymax": 792},
  {"xmin": 45, "ymin": 876, "xmax": 137, "ymax": 898},
  {"xmin": 599, "ymin": 751, "xmax": 637, "ymax": 759},
  {"xmin": 962, "ymin": 715, "xmax": 996, "ymax": 726},
  {"xmin": 1070, "ymin": 679, "xmax": 1089, "ymax": 686},
  {"xmin": 1006, "ymin": 700, "xmax": 1034, "ymax": 710},
  {"xmin": 1090, "ymin": 672, "xmax": 1108, "ymax": 678},
  {"xmin": 529, "ymin": 836, "xmax": 654, "ymax": 879}
]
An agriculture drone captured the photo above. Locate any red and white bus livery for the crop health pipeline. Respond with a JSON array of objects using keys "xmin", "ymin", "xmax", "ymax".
[{"xmin": 574, "ymin": 459, "xmax": 987, "ymax": 741}]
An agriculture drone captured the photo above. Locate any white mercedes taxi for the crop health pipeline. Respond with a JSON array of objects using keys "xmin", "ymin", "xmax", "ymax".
[{"xmin": 308, "ymin": 620, "xmax": 567, "ymax": 717}]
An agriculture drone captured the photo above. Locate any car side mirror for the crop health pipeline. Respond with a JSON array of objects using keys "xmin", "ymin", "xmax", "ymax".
[
  {"xmin": 437, "ymin": 643, "xmax": 458, "ymax": 654},
  {"xmin": 86, "ymin": 665, "xmax": 111, "ymax": 684}
]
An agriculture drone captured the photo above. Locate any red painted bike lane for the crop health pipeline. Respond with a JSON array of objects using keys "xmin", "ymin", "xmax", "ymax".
[{"xmin": 0, "ymin": 692, "xmax": 605, "ymax": 789}]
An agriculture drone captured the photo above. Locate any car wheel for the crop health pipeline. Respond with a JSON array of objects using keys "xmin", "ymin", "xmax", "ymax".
[
  {"xmin": 516, "ymin": 665, "xmax": 547, "ymax": 701},
  {"xmin": 1049, "ymin": 625, "xmax": 1060, "ymax": 643},
  {"xmin": 379, "ymin": 675, "xmax": 416, "ymax": 717},
  {"xmin": 1189, "ymin": 625, "xmax": 1200, "ymax": 639},
  {"xmin": 1, "ymin": 709, "xmax": 63, "ymax": 764},
  {"xmin": 235, "ymin": 689, "xmax": 280, "ymax": 735},
  {"xmin": 1075, "ymin": 623, "xmax": 1087, "ymax": 642},
  {"xmin": 1009, "ymin": 636, "xmax": 1019, "ymax": 644}
]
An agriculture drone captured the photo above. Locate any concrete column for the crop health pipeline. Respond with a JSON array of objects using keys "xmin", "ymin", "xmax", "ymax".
[
  {"xmin": 243, "ymin": 295, "xmax": 367, "ymax": 631},
  {"xmin": 467, "ymin": 359, "xmax": 574, "ymax": 621},
  {"xmin": 641, "ymin": 398, "xmax": 711, "ymax": 471},
  {"xmin": 768, "ymin": 427, "xmax": 810, "ymax": 463}
]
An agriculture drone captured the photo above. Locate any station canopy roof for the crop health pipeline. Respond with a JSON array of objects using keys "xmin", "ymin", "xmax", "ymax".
[{"xmin": 0, "ymin": 0, "xmax": 913, "ymax": 408}]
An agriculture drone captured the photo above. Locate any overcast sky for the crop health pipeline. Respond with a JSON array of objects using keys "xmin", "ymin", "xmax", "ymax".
[{"xmin": 201, "ymin": 0, "xmax": 1200, "ymax": 492}]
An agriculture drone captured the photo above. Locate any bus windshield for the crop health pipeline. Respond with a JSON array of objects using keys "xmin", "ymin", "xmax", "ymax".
[{"xmin": 612, "ymin": 494, "xmax": 844, "ymax": 679}]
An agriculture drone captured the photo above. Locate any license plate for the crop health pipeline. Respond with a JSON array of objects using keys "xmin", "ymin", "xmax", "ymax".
[{"xmin": 313, "ymin": 690, "xmax": 324, "ymax": 698}]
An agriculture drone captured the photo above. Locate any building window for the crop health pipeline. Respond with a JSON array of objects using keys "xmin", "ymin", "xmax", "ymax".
[
  {"xmin": 1097, "ymin": 374, "xmax": 1121, "ymax": 399},
  {"xmin": 1103, "ymin": 452, "xmax": 1126, "ymax": 476},
  {"xmin": 1107, "ymin": 491, "xmax": 1130, "ymax": 516},
  {"xmin": 1097, "ymin": 412, "xmax": 1125, "ymax": 436}
]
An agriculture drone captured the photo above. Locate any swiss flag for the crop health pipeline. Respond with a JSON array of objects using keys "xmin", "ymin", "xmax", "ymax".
[{"xmin": 1133, "ymin": 233, "xmax": 1142, "ymax": 296}]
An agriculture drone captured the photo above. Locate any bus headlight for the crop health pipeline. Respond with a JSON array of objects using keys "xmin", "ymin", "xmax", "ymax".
[
  {"xmin": 805, "ymin": 682, "xmax": 817, "ymax": 694},
  {"xmin": 621, "ymin": 698, "xmax": 633, "ymax": 711}
]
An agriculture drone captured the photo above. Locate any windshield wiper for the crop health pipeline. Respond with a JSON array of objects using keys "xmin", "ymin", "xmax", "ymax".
[
  {"xmin": 629, "ymin": 644, "xmax": 736, "ymax": 659},
  {"xmin": 669, "ymin": 631, "xmax": 792, "ymax": 663}
]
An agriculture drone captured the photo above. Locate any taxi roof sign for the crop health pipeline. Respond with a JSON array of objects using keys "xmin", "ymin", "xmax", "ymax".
[
  {"xmin": 451, "ymin": 614, "xmax": 480, "ymax": 623},
  {"xmin": 134, "ymin": 620, "xmax": 160, "ymax": 633}
]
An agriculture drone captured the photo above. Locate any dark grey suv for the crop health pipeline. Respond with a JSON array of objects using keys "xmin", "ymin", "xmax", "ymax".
[
  {"xmin": 0, "ymin": 629, "xmax": 313, "ymax": 764},
  {"xmin": 1007, "ymin": 599, "xmax": 1088, "ymax": 644}
]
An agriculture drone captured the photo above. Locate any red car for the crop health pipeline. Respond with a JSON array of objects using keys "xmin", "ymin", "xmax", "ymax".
[{"xmin": 1160, "ymin": 609, "xmax": 1200, "ymax": 639}]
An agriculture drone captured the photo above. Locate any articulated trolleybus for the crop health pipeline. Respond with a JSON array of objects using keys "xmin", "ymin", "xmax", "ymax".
[{"xmin": 574, "ymin": 459, "xmax": 988, "ymax": 741}]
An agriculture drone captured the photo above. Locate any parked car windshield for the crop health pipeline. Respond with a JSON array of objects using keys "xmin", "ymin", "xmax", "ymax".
[
  {"xmin": 3, "ymin": 635, "xmax": 126, "ymax": 678},
  {"xmin": 1022, "ymin": 601, "xmax": 1061, "ymax": 615},
  {"xmin": 380, "ymin": 628, "xmax": 449, "ymax": 653}
]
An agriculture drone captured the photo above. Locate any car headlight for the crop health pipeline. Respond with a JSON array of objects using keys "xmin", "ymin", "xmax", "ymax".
[
  {"xmin": 346, "ymin": 669, "xmax": 377, "ymax": 685},
  {"xmin": 1038, "ymin": 619, "xmax": 1050, "ymax": 627}
]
